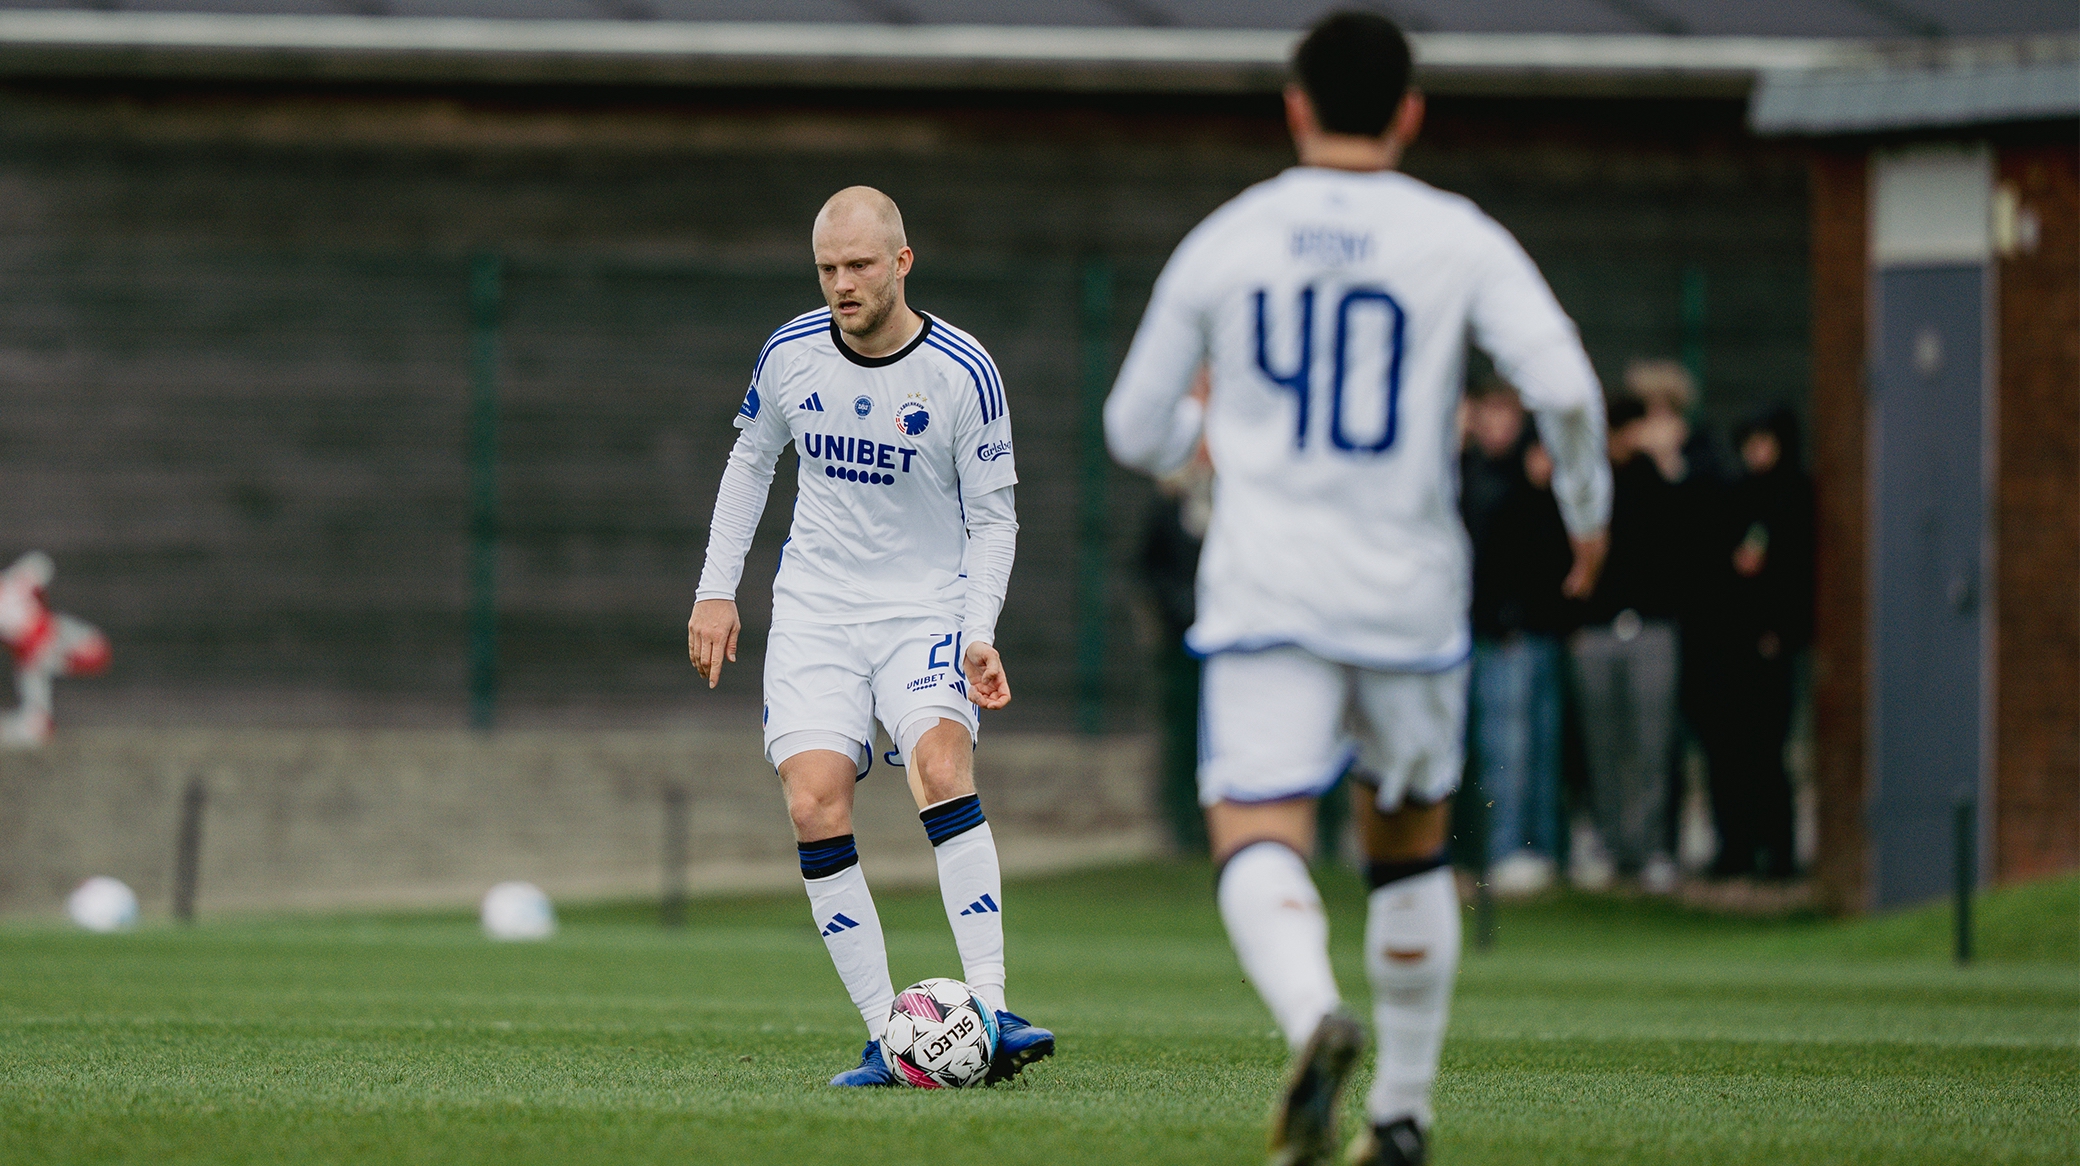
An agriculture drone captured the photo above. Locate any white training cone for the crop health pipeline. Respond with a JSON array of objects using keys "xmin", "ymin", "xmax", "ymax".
[
  {"xmin": 67, "ymin": 876, "xmax": 138, "ymax": 933},
  {"xmin": 480, "ymin": 881, "xmax": 556, "ymax": 941}
]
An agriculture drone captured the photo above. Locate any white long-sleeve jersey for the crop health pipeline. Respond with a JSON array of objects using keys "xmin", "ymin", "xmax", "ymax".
[
  {"xmin": 1107, "ymin": 166, "xmax": 1610, "ymax": 669},
  {"xmin": 696, "ymin": 308, "xmax": 1019, "ymax": 645}
]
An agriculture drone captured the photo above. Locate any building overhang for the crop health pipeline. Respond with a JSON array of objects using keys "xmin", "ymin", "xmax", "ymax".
[
  {"xmin": 0, "ymin": 11, "xmax": 1902, "ymax": 98},
  {"xmin": 1751, "ymin": 37, "xmax": 2080, "ymax": 135}
]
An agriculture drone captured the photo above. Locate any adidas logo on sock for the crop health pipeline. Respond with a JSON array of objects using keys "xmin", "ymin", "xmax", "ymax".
[
  {"xmin": 958, "ymin": 894, "xmax": 999, "ymax": 916},
  {"xmin": 821, "ymin": 913, "xmax": 860, "ymax": 936},
  {"xmin": 800, "ymin": 393, "xmax": 825, "ymax": 412}
]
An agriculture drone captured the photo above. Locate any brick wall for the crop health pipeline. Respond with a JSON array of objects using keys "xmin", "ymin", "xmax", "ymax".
[
  {"xmin": 1994, "ymin": 141, "xmax": 2080, "ymax": 883},
  {"xmin": 1806, "ymin": 150, "xmax": 1870, "ymax": 913}
]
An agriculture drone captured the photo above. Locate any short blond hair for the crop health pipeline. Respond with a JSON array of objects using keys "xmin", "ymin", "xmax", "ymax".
[
  {"xmin": 1624, "ymin": 358, "xmax": 1696, "ymax": 411},
  {"xmin": 814, "ymin": 185, "xmax": 908, "ymax": 255}
]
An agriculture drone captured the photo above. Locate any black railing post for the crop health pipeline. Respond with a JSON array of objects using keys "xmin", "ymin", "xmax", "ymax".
[
  {"xmin": 661, "ymin": 782, "xmax": 689, "ymax": 929},
  {"xmin": 172, "ymin": 777, "xmax": 205, "ymax": 924},
  {"xmin": 1953, "ymin": 795, "xmax": 1976, "ymax": 966}
]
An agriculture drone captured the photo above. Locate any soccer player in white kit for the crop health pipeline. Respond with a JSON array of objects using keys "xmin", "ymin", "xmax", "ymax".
[
  {"xmin": 1106, "ymin": 14, "xmax": 1611, "ymax": 1165},
  {"xmin": 689, "ymin": 186, "xmax": 1054, "ymax": 1087}
]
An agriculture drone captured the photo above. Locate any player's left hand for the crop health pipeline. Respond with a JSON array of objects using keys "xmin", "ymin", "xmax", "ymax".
[{"xmin": 963, "ymin": 641, "xmax": 1011, "ymax": 710}]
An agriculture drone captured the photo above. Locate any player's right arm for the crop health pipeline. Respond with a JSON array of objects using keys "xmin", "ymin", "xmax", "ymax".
[
  {"xmin": 1467, "ymin": 218, "xmax": 1614, "ymax": 597},
  {"xmin": 1105, "ymin": 239, "xmax": 1211, "ymax": 477},
  {"xmin": 690, "ymin": 370, "xmax": 791, "ymax": 687}
]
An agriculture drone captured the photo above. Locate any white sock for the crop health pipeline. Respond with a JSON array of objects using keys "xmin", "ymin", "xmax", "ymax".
[
  {"xmin": 1364, "ymin": 865, "xmax": 1461, "ymax": 1128},
  {"xmin": 801, "ymin": 847, "xmax": 895, "ymax": 1041},
  {"xmin": 922, "ymin": 796, "xmax": 1007, "ymax": 1014},
  {"xmin": 1217, "ymin": 840, "xmax": 1341, "ymax": 1049}
]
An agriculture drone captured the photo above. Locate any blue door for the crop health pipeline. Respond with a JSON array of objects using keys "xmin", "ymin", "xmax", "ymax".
[{"xmin": 1869, "ymin": 264, "xmax": 1986, "ymax": 909}]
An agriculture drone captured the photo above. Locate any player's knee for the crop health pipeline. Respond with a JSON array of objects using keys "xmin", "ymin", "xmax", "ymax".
[
  {"xmin": 911, "ymin": 751, "xmax": 972, "ymax": 804},
  {"xmin": 904, "ymin": 718, "xmax": 973, "ymax": 801},
  {"xmin": 785, "ymin": 782, "xmax": 850, "ymax": 836}
]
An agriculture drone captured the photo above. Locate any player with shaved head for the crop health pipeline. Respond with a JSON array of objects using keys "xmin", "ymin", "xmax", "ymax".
[{"xmin": 690, "ymin": 185, "xmax": 1053, "ymax": 1087}]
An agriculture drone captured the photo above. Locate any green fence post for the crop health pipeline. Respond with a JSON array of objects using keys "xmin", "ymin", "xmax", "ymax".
[
  {"xmin": 468, "ymin": 253, "xmax": 502, "ymax": 730},
  {"xmin": 1680, "ymin": 262, "xmax": 1708, "ymax": 390},
  {"xmin": 1077, "ymin": 258, "xmax": 1114, "ymax": 736}
]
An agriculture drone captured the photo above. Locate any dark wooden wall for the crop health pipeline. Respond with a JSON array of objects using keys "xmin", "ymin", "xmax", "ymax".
[
  {"xmin": 1806, "ymin": 149, "xmax": 1870, "ymax": 913},
  {"xmin": 0, "ymin": 82, "xmax": 1810, "ymax": 730},
  {"xmin": 1993, "ymin": 140, "xmax": 2080, "ymax": 885}
]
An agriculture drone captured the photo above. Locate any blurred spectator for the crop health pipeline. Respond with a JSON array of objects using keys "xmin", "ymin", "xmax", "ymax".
[
  {"xmin": 1460, "ymin": 378, "xmax": 1526, "ymax": 550},
  {"xmin": 1692, "ymin": 406, "xmax": 1813, "ymax": 878},
  {"xmin": 1570, "ymin": 360, "xmax": 1702, "ymax": 892},
  {"xmin": 1460, "ymin": 382, "xmax": 1580, "ymax": 895},
  {"xmin": 0, "ymin": 551, "xmax": 111, "ymax": 748}
]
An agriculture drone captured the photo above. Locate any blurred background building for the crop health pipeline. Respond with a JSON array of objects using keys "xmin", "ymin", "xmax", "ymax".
[{"xmin": 0, "ymin": 1, "xmax": 2072, "ymax": 914}]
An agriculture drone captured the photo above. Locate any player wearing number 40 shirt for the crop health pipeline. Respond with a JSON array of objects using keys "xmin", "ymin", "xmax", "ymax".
[
  {"xmin": 1105, "ymin": 13, "xmax": 1610, "ymax": 1166},
  {"xmin": 690, "ymin": 186, "xmax": 1052, "ymax": 1089}
]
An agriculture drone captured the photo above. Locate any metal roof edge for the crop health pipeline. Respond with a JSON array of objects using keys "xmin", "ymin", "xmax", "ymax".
[
  {"xmin": 1751, "ymin": 38, "xmax": 2080, "ymax": 135},
  {"xmin": 0, "ymin": 12, "xmax": 1883, "ymax": 95}
]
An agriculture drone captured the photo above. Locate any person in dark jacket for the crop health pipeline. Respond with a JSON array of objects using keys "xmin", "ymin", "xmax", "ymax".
[
  {"xmin": 1465, "ymin": 410, "xmax": 1583, "ymax": 894},
  {"xmin": 1460, "ymin": 378, "xmax": 1527, "ymax": 553},
  {"xmin": 1570, "ymin": 360, "xmax": 1707, "ymax": 892},
  {"xmin": 1694, "ymin": 406, "xmax": 1813, "ymax": 878}
]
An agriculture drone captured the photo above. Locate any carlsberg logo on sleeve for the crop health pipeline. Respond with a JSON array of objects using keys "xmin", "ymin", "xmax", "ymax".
[{"xmin": 977, "ymin": 439, "xmax": 1012, "ymax": 462}]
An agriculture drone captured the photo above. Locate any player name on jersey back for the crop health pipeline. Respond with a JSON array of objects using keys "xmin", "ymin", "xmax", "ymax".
[{"xmin": 1110, "ymin": 167, "xmax": 1604, "ymax": 670}]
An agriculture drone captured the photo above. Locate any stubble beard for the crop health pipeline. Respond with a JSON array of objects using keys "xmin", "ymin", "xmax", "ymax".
[{"xmin": 832, "ymin": 272, "xmax": 899, "ymax": 339}]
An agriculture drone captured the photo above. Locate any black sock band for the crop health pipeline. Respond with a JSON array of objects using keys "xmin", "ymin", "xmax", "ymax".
[
  {"xmin": 798, "ymin": 834, "xmax": 859, "ymax": 880},
  {"xmin": 1365, "ymin": 848, "xmax": 1450, "ymax": 891},
  {"xmin": 1214, "ymin": 838, "xmax": 1307, "ymax": 886},
  {"xmin": 919, "ymin": 794, "xmax": 986, "ymax": 846}
]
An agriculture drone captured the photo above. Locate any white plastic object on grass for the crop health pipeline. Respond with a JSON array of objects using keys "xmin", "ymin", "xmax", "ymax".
[
  {"xmin": 481, "ymin": 881, "xmax": 556, "ymax": 941},
  {"xmin": 67, "ymin": 876, "xmax": 138, "ymax": 933}
]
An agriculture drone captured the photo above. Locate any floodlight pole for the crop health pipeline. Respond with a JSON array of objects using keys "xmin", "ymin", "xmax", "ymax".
[
  {"xmin": 1075, "ymin": 258, "xmax": 1113, "ymax": 736},
  {"xmin": 468, "ymin": 253, "xmax": 503, "ymax": 731}
]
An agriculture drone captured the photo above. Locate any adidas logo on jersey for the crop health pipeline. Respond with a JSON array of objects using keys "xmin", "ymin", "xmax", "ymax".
[
  {"xmin": 799, "ymin": 393, "xmax": 825, "ymax": 412},
  {"xmin": 958, "ymin": 894, "xmax": 999, "ymax": 916},
  {"xmin": 822, "ymin": 913, "xmax": 861, "ymax": 936}
]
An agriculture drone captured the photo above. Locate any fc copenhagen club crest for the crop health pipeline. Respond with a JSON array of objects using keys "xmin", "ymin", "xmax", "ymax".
[{"xmin": 895, "ymin": 392, "xmax": 931, "ymax": 438}]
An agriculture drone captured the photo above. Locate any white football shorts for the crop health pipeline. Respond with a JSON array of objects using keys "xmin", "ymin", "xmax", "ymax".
[
  {"xmin": 763, "ymin": 616, "xmax": 980, "ymax": 775},
  {"xmin": 1198, "ymin": 645, "xmax": 1468, "ymax": 811}
]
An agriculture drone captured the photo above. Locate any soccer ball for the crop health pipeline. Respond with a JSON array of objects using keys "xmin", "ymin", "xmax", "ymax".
[
  {"xmin": 67, "ymin": 876, "xmax": 138, "ymax": 933},
  {"xmin": 882, "ymin": 977, "xmax": 998, "ymax": 1088},
  {"xmin": 480, "ymin": 881, "xmax": 556, "ymax": 941}
]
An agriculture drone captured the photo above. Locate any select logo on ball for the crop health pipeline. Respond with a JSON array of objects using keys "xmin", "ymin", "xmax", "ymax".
[{"xmin": 881, "ymin": 977, "xmax": 997, "ymax": 1088}]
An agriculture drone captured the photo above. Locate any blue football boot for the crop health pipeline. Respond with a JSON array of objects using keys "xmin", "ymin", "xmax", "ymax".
[
  {"xmin": 983, "ymin": 1010, "xmax": 1055, "ymax": 1084},
  {"xmin": 829, "ymin": 1040, "xmax": 899, "ymax": 1087}
]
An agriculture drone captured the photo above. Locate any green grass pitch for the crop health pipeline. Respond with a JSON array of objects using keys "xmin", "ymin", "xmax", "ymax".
[{"xmin": 4, "ymin": 864, "xmax": 2074, "ymax": 1165}]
